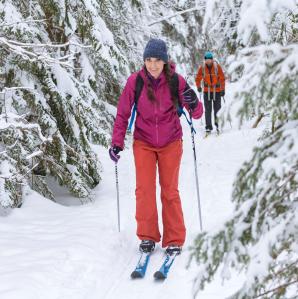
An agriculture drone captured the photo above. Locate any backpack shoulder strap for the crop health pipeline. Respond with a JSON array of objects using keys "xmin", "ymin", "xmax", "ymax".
[
  {"xmin": 171, "ymin": 72, "xmax": 182, "ymax": 110},
  {"xmin": 134, "ymin": 73, "xmax": 144, "ymax": 108},
  {"xmin": 127, "ymin": 73, "xmax": 144, "ymax": 133},
  {"xmin": 213, "ymin": 61, "xmax": 218, "ymax": 77},
  {"xmin": 202, "ymin": 62, "xmax": 206, "ymax": 79},
  {"xmin": 171, "ymin": 72, "xmax": 179, "ymax": 104},
  {"xmin": 171, "ymin": 72, "xmax": 185, "ymax": 118}
]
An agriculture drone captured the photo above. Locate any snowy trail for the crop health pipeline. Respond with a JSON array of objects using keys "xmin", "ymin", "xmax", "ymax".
[
  {"xmin": 96, "ymin": 121, "xmax": 259, "ymax": 299},
  {"xmin": 0, "ymin": 110, "xmax": 261, "ymax": 299}
]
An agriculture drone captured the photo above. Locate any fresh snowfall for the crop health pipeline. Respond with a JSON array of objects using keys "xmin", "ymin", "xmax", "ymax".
[
  {"xmin": 1, "ymin": 0, "xmax": 297, "ymax": 299},
  {"xmin": 0, "ymin": 88, "xmax": 262, "ymax": 299}
]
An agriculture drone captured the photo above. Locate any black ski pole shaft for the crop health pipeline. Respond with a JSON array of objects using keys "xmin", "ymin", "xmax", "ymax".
[
  {"xmin": 189, "ymin": 111, "xmax": 203, "ymax": 231},
  {"xmin": 199, "ymin": 92, "xmax": 203, "ymax": 125},
  {"xmin": 115, "ymin": 163, "xmax": 121, "ymax": 232}
]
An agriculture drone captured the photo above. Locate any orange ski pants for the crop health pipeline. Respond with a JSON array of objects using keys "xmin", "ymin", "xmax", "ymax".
[{"xmin": 133, "ymin": 139, "xmax": 186, "ymax": 247}]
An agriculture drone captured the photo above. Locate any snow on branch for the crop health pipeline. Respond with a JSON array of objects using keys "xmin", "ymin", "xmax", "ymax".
[
  {"xmin": 3, "ymin": 39, "xmax": 91, "ymax": 49},
  {"xmin": 26, "ymin": 150, "xmax": 43, "ymax": 160},
  {"xmin": 0, "ymin": 113, "xmax": 50, "ymax": 143},
  {"xmin": 148, "ymin": 6, "xmax": 203, "ymax": 26},
  {"xmin": 0, "ymin": 140, "xmax": 18, "ymax": 156},
  {"xmin": 0, "ymin": 18, "xmax": 47, "ymax": 28},
  {"xmin": 0, "ymin": 86, "xmax": 36, "ymax": 95},
  {"xmin": 0, "ymin": 37, "xmax": 90, "ymax": 68},
  {"xmin": 0, "ymin": 37, "xmax": 72, "ymax": 66}
]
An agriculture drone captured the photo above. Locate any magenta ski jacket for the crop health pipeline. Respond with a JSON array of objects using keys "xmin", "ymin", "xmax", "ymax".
[{"xmin": 112, "ymin": 64, "xmax": 203, "ymax": 149}]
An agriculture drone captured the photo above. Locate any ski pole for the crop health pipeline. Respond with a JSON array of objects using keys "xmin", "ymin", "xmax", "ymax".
[
  {"xmin": 198, "ymin": 91, "xmax": 203, "ymax": 126},
  {"xmin": 189, "ymin": 111, "xmax": 203, "ymax": 231},
  {"xmin": 115, "ymin": 163, "xmax": 121, "ymax": 232}
]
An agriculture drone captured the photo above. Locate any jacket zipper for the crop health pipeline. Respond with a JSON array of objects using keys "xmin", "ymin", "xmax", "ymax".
[
  {"xmin": 152, "ymin": 80, "xmax": 160, "ymax": 147},
  {"xmin": 154, "ymin": 101, "xmax": 159, "ymax": 146}
]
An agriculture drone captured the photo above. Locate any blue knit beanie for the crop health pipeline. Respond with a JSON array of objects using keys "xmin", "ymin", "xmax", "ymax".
[
  {"xmin": 143, "ymin": 39, "xmax": 168, "ymax": 63},
  {"xmin": 204, "ymin": 51, "xmax": 213, "ymax": 59}
]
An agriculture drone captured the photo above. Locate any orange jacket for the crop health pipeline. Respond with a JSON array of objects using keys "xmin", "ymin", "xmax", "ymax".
[{"xmin": 195, "ymin": 62, "xmax": 225, "ymax": 92}]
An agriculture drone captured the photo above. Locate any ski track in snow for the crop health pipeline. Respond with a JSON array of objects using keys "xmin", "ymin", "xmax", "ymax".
[{"xmin": 0, "ymin": 111, "xmax": 261, "ymax": 299}]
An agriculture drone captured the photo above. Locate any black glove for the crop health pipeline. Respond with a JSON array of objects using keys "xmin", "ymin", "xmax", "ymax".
[
  {"xmin": 220, "ymin": 90, "xmax": 225, "ymax": 97},
  {"xmin": 183, "ymin": 95, "xmax": 198, "ymax": 111},
  {"xmin": 197, "ymin": 87, "xmax": 202, "ymax": 93},
  {"xmin": 183, "ymin": 85, "xmax": 199, "ymax": 111}
]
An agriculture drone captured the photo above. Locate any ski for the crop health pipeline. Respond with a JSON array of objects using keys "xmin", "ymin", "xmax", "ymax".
[
  {"xmin": 131, "ymin": 252, "xmax": 151, "ymax": 279},
  {"xmin": 153, "ymin": 253, "xmax": 178, "ymax": 280}
]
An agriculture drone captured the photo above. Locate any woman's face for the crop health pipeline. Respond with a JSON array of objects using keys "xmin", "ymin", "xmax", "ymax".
[{"xmin": 144, "ymin": 57, "xmax": 165, "ymax": 79}]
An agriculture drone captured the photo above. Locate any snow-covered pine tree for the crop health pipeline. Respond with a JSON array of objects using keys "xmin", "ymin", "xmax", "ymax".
[
  {"xmin": 190, "ymin": 0, "xmax": 298, "ymax": 298},
  {"xmin": 0, "ymin": 0, "xmax": 129, "ymax": 207}
]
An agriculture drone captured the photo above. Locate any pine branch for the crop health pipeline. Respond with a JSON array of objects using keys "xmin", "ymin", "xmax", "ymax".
[
  {"xmin": 253, "ymin": 279, "xmax": 298, "ymax": 299},
  {"xmin": 24, "ymin": 161, "xmax": 41, "ymax": 177},
  {"xmin": 252, "ymin": 113, "xmax": 265, "ymax": 128},
  {"xmin": 3, "ymin": 39, "xmax": 90, "ymax": 49},
  {"xmin": 0, "ymin": 119, "xmax": 49, "ymax": 143},
  {"xmin": 148, "ymin": 6, "xmax": 203, "ymax": 26},
  {"xmin": 0, "ymin": 37, "xmax": 90, "ymax": 68},
  {"xmin": 272, "ymin": 260, "xmax": 298, "ymax": 277},
  {"xmin": 26, "ymin": 150, "xmax": 43, "ymax": 160},
  {"xmin": 0, "ymin": 18, "xmax": 47, "ymax": 28},
  {"xmin": 0, "ymin": 140, "xmax": 18, "ymax": 156},
  {"xmin": 0, "ymin": 87, "xmax": 36, "ymax": 95}
]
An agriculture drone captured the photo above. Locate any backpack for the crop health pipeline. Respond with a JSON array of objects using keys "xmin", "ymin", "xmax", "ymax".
[{"xmin": 127, "ymin": 72, "xmax": 182, "ymax": 132}]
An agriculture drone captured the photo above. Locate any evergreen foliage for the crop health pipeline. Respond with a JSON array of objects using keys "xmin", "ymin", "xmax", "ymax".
[
  {"xmin": 190, "ymin": 1, "xmax": 298, "ymax": 298},
  {"xmin": 0, "ymin": 0, "xmax": 125, "ymax": 206}
]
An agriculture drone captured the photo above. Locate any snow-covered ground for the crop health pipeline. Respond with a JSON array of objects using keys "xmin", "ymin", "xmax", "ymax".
[{"xmin": 0, "ymin": 92, "xmax": 263, "ymax": 299}]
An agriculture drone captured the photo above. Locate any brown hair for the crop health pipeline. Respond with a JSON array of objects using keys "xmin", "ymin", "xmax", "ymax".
[{"xmin": 145, "ymin": 63, "xmax": 179, "ymax": 107}]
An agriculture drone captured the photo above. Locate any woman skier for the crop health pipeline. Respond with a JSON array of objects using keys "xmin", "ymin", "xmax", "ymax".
[{"xmin": 109, "ymin": 38, "xmax": 203, "ymax": 256}]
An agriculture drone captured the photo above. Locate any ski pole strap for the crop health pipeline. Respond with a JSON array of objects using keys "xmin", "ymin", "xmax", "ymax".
[
  {"xmin": 178, "ymin": 108, "xmax": 196, "ymax": 134},
  {"xmin": 127, "ymin": 103, "xmax": 137, "ymax": 133}
]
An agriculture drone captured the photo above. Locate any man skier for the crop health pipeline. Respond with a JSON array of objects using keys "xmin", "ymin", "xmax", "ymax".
[{"xmin": 195, "ymin": 51, "xmax": 225, "ymax": 136}]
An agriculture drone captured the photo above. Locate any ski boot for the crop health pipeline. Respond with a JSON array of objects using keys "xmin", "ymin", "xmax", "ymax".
[
  {"xmin": 166, "ymin": 245, "xmax": 182, "ymax": 256},
  {"xmin": 139, "ymin": 240, "xmax": 155, "ymax": 253},
  {"xmin": 204, "ymin": 130, "xmax": 211, "ymax": 138}
]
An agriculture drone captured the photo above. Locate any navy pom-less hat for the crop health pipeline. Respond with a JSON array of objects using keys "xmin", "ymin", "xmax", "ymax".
[{"xmin": 143, "ymin": 39, "xmax": 168, "ymax": 63}]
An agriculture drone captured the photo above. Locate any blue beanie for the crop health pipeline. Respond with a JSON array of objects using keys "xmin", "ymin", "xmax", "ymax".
[
  {"xmin": 204, "ymin": 51, "xmax": 213, "ymax": 59},
  {"xmin": 143, "ymin": 39, "xmax": 168, "ymax": 63}
]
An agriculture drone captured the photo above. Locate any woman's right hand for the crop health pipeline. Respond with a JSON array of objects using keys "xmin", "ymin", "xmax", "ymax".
[{"xmin": 109, "ymin": 145, "xmax": 122, "ymax": 163}]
